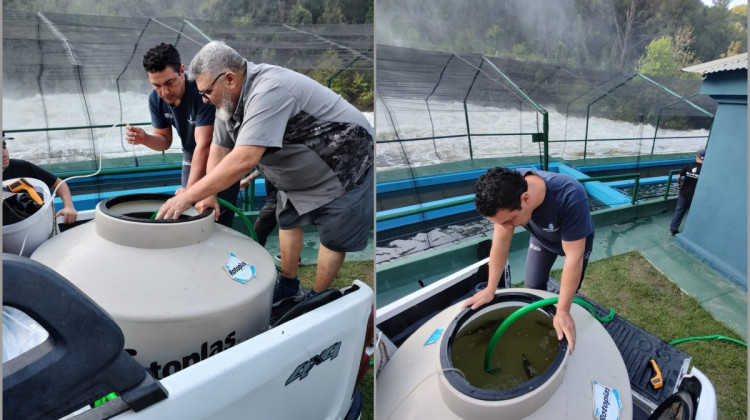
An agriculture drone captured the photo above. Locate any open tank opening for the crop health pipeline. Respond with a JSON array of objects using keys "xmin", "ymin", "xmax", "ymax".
[
  {"xmin": 439, "ymin": 292, "xmax": 568, "ymax": 401},
  {"xmin": 451, "ymin": 305, "xmax": 560, "ymax": 390},
  {"xmin": 99, "ymin": 193, "xmax": 205, "ymax": 222}
]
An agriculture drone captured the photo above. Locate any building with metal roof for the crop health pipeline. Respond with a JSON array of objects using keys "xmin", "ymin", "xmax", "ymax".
[
  {"xmin": 683, "ymin": 52, "xmax": 748, "ymax": 75},
  {"xmin": 677, "ymin": 53, "xmax": 747, "ymax": 289}
]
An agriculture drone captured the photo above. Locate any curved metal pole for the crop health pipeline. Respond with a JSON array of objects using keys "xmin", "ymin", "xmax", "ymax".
[
  {"xmin": 481, "ymin": 56, "xmax": 549, "ymax": 169},
  {"xmin": 116, "ymin": 18, "xmax": 153, "ymax": 153},
  {"xmin": 584, "ymin": 74, "xmax": 638, "ymax": 160},
  {"xmin": 463, "ymin": 59, "xmax": 484, "ymax": 161}
]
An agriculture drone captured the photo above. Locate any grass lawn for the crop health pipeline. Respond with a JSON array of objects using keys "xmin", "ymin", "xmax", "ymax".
[
  {"xmin": 295, "ymin": 259, "xmax": 375, "ymax": 420},
  {"xmin": 554, "ymin": 251, "xmax": 747, "ymax": 419}
]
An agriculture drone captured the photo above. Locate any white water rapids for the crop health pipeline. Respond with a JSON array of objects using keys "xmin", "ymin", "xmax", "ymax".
[
  {"xmin": 3, "ymin": 91, "xmax": 375, "ymax": 166},
  {"xmin": 376, "ymin": 98, "xmax": 709, "ymax": 170}
]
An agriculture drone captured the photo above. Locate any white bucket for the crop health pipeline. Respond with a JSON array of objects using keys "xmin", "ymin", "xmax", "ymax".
[{"xmin": 2, "ymin": 177, "xmax": 55, "ymax": 257}]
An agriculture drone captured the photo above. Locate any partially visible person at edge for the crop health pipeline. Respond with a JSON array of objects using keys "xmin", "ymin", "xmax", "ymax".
[
  {"xmin": 156, "ymin": 40, "xmax": 374, "ymax": 308},
  {"xmin": 462, "ymin": 167, "xmax": 594, "ymax": 354},
  {"xmin": 125, "ymin": 43, "xmax": 240, "ymax": 228},
  {"xmin": 669, "ymin": 148, "xmax": 704, "ymax": 236},
  {"xmin": 2, "ymin": 133, "xmax": 77, "ymax": 223}
]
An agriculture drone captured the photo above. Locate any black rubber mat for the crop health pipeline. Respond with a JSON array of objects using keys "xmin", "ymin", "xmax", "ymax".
[{"xmin": 575, "ymin": 293, "xmax": 692, "ymax": 407}]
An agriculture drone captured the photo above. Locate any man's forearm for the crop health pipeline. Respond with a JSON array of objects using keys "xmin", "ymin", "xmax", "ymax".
[
  {"xmin": 142, "ymin": 132, "xmax": 172, "ymax": 151},
  {"xmin": 186, "ymin": 147, "xmax": 209, "ymax": 189},
  {"xmin": 185, "ymin": 146, "xmax": 263, "ymax": 204},
  {"xmin": 486, "ymin": 225, "xmax": 513, "ymax": 289},
  {"xmin": 557, "ymin": 257, "xmax": 583, "ymax": 312},
  {"xmin": 54, "ymin": 180, "xmax": 75, "ymax": 208}
]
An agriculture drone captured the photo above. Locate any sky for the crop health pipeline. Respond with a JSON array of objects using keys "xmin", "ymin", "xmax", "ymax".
[{"xmin": 701, "ymin": 0, "xmax": 747, "ymax": 7}]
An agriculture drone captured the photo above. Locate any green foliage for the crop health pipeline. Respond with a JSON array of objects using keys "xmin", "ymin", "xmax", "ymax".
[
  {"xmin": 638, "ymin": 36, "xmax": 682, "ymax": 77},
  {"xmin": 511, "ymin": 43, "xmax": 528, "ymax": 57},
  {"xmin": 302, "ymin": 48, "xmax": 373, "ymax": 111},
  {"xmin": 319, "ymin": 6, "xmax": 346, "ymax": 24},
  {"xmin": 289, "ymin": 4, "xmax": 314, "ymax": 24}
]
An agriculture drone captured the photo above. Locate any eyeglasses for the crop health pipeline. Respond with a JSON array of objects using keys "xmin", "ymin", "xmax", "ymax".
[{"xmin": 198, "ymin": 73, "xmax": 226, "ymax": 100}]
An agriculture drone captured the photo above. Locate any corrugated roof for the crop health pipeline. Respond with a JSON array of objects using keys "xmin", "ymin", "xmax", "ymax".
[{"xmin": 682, "ymin": 52, "xmax": 748, "ymax": 74}]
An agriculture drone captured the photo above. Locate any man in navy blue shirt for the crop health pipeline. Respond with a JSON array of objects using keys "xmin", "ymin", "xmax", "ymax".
[
  {"xmin": 125, "ymin": 43, "xmax": 239, "ymax": 227},
  {"xmin": 463, "ymin": 167, "xmax": 594, "ymax": 354}
]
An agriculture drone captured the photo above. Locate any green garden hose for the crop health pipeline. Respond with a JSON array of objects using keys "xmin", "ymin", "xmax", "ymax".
[
  {"xmin": 216, "ymin": 197, "xmax": 258, "ymax": 242},
  {"xmin": 670, "ymin": 335, "xmax": 747, "ymax": 347},
  {"xmin": 484, "ymin": 296, "xmax": 615, "ymax": 373}
]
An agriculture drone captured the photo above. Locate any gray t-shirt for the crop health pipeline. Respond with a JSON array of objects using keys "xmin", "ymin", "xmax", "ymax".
[{"xmin": 213, "ymin": 61, "xmax": 373, "ymax": 214}]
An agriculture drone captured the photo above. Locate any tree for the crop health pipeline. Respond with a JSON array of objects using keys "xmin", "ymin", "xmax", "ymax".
[
  {"xmin": 722, "ymin": 40, "xmax": 743, "ymax": 57},
  {"xmin": 607, "ymin": 0, "xmax": 653, "ymax": 72},
  {"xmin": 673, "ymin": 26, "xmax": 697, "ymax": 67},
  {"xmin": 319, "ymin": 6, "xmax": 346, "ymax": 23},
  {"xmin": 638, "ymin": 36, "xmax": 682, "ymax": 77},
  {"xmin": 290, "ymin": 4, "xmax": 313, "ymax": 24},
  {"xmin": 712, "ymin": 0, "xmax": 731, "ymax": 9}
]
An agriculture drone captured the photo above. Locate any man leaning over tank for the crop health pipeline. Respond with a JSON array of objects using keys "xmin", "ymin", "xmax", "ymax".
[
  {"xmin": 462, "ymin": 167, "xmax": 595, "ymax": 354},
  {"xmin": 125, "ymin": 43, "xmax": 239, "ymax": 228},
  {"xmin": 156, "ymin": 40, "xmax": 374, "ymax": 308}
]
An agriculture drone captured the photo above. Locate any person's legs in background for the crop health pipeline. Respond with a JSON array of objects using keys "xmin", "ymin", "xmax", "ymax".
[
  {"xmin": 253, "ymin": 181, "xmax": 278, "ymax": 246},
  {"xmin": 669, "ymin": 193, "xmax": 693, "ymax": 235}
]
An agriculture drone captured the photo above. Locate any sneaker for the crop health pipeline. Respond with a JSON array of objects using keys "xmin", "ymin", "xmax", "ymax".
[
  {"xmin": 669, "ymin": 230, "xmax": 677, "ymax": 236},
  {"xmin": 272, "ymin": 278, "xmax": 305, "ymax": 308}
]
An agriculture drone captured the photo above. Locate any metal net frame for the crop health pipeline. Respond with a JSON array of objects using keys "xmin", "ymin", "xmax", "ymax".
[
  {"xmin": 376, "ymin": 44, "xmax": 716, "ymax": 174},
  {"xmin": 375, "ymin": 43, "xmax": 716, "ymax": 259},
  {"xmin": 3, "ymin": 10, "xmax": 373, "ymax": 170}
]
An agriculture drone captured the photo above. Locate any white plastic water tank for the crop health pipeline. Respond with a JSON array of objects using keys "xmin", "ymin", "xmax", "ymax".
[
  {"xmin": 31, "ymin": 194, "xmax": 276, "ymax": 379},
  {"xmin": 2, "ymin": 177, "xmax": 55, "ymax": 257},
  {"xmin": 376, "ymin": 289, "xmax": 633, "ymax": 419}
]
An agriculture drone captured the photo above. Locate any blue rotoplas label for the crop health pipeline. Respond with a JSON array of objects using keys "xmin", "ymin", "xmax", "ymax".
[{"xmin": 224, "ymin": 252, "xmax": 256, "ymax": 284}]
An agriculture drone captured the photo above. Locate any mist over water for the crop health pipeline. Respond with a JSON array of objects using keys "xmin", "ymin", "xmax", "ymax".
[
  {"xmin": 3, "ymin": 92, "xmax": 374, "ymax": 166},
  {"xmin": 376, "ymin": 0, "xmax": 584, "ymax": 56}
]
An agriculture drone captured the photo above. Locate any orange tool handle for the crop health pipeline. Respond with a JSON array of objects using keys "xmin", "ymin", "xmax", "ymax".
[
  {"xmin": 7, "ymin": 178, "xmax": 44, "ymax": 206},
  {"xmin": 649, "ymin": 358, "xmax": 663, "ymax": 389}
]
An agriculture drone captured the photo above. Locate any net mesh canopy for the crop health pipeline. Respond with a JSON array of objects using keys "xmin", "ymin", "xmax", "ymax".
[
  {"xmin": 376, "ymin": 44, "xmax": 716, "ymax": 172},
  {"xmin": 3, "ymin": 11, "xmax": 373, "ymax": 169}
]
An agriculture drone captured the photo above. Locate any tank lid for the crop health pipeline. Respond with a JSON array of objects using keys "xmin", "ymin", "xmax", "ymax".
[{"xmin": 95, "ymin": 194, "xmax": 213, "ymax": 248}]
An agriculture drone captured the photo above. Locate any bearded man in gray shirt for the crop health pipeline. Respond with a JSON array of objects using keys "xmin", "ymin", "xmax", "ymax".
[{"xmin": 157, "ymin": 41, "xmax": 373, "ymax": 307}]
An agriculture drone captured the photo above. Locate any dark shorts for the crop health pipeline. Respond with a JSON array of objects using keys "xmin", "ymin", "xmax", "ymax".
[
  {"xmin": 524, "ymin": 233, "xmax": 594, "ymax": 291},
  {"xmin": 276, "ymin": 168, "xmax": 373, "ymax": 252}
]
